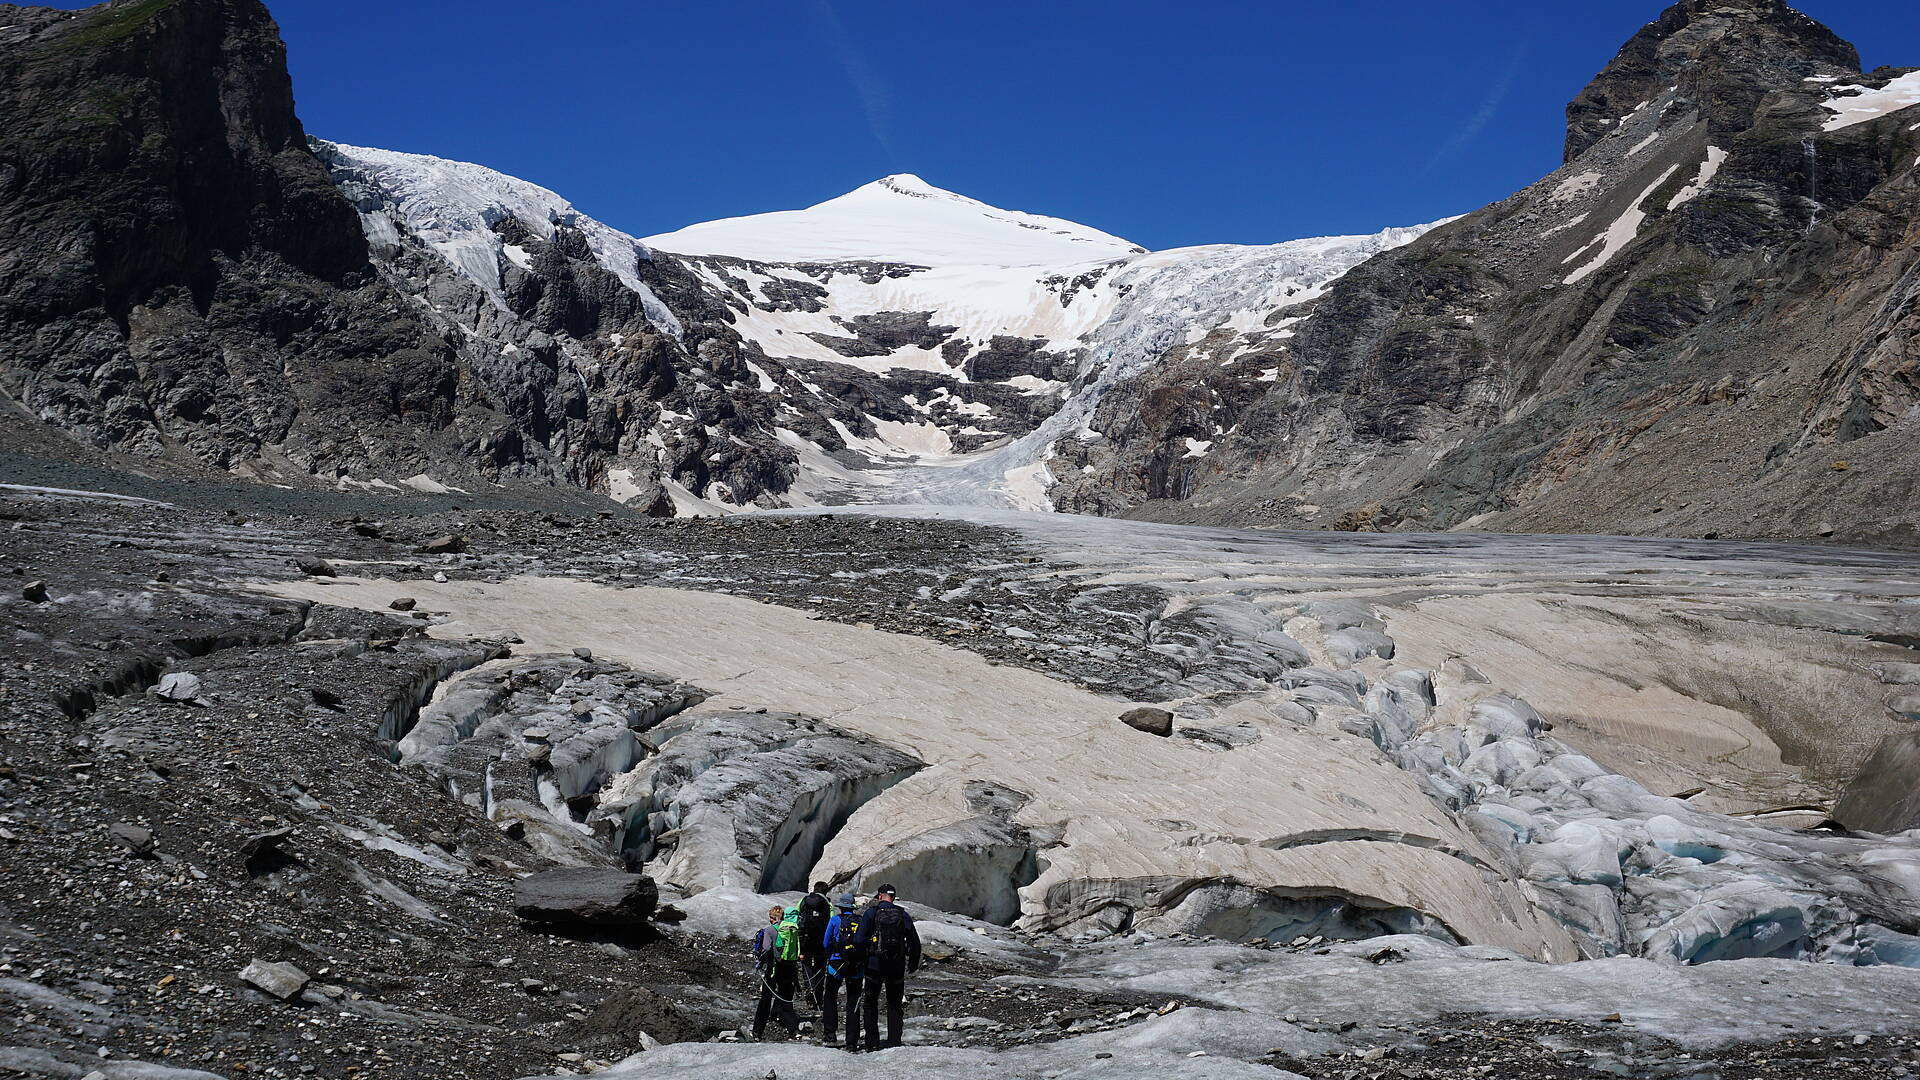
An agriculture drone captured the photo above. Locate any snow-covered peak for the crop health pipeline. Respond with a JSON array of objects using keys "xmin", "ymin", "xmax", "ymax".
[
  {"xmin": 318, "ymin": 141, "xmax": 680, "ymax": 333},
  {"xmin": 643, "ymin": 175, "xmax": 1145, "ymax": 267},
  {"xmin": 870, "ymin": 173, "xmax": 945, "ymax": 196}
]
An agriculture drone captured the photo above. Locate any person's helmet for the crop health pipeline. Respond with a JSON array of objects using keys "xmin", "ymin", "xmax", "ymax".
[{"xmin": 876, "ymin": 882, "xmax": 898, "ymax": 896}]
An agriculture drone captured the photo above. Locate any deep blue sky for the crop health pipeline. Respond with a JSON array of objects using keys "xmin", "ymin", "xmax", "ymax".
[{"xmin": 89, "ymin": 1, "xmax": 1920, "ymax": 248}]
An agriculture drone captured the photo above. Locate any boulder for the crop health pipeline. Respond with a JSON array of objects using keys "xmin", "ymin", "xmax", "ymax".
[
  {"xmin": 107, "ymin": 822, "xmax": 155, "ymax": 857},
  {"xmin": 239, "ymin": 958, "xmax": 310, "ymax": 1000},
  {"xmin": 152, "ymin": 672, "xmax": 204, "ymax": 703},
  {"xmin": 294, "ymin": 557, "xmax": 337, "ymax": 577},
  {"xmin": 389, "ymin": 597, "xmax": 418, "ymax": 611},
  {"xmin": 241, "ymin": 827, "xmax": 296, "ymax": 876},
  {"xmin": 417, "ymin": 534, "xmax": 469, "ymax": 555},
  {"xmin": 514, "ymin": 868, "xmax": 659, "ymax": 927},
  {"xmin": 1119, "ymin": 707, "xmax": 1175, "ymax": 737},
  {"xmin": 21, "ymin": 580, "xmax": 47, "ymax": 603}
]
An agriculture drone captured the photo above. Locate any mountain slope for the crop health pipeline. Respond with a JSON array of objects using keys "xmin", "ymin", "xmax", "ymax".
[
  {"xmin": 0, "ymin": 0, "xmax": 450, "ymax": 479},
  {"xmin": 2, "ymin": 0, "xmax": 1913, "ymax": 546},
  {"xmin": 636, "ymin": 175, "xmax": 1439, "ymax": 507},
  {"xmin": 328, "ymin": 143, "xmax": 682, "ymax": 331},
  {"xmin": 646, "ymin": 173, "xmax": 1143, "ymax": 266},
  {"xmin": 331, "ymin": 145, "xmax": 1437, "ymax": 512},
  {"xmin": 0, "ymin": 0, "xmax": 766, "ymax": 504},
  {"xmin": 1059, "ymin": 0, "xmax": 1920, "ymax": 548}
]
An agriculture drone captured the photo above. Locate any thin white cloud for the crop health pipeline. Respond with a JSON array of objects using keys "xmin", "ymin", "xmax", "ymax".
[
  {"xmin": 809, "ymin": 0, "xmax": 896, "ymax": 158},
  {"xmin": 1417, "ymin": 34, "xmax": 1533, "ymax": 178}
]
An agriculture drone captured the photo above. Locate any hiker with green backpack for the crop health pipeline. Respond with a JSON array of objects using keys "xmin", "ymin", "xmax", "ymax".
[{"xmin": 751, "ymin": 904, "xmax": 802, "ymax": 1039}]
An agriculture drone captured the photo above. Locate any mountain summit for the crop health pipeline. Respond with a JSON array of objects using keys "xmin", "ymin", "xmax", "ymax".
[
  {"xmin": 643, "ymin": 174, "xmax": 1144, "ymax": 267},
  {"xmin": 1563, "ymin": 0, "xmax": 1860, "ymax": 160}
]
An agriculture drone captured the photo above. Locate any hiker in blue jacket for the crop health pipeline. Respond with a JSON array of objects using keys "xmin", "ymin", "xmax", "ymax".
[{"xmin": 820, "ymin": 892, "xmax": 865, "ymax": 1048}]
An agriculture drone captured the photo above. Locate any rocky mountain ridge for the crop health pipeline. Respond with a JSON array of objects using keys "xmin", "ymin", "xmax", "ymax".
[
  {"xmin": 1063, "ymin": 0, "xmax": 1920, "ymax": 547},
  {"xmin": 0, "ymin": 0, "xmax": 1916, "ymax": 548}
]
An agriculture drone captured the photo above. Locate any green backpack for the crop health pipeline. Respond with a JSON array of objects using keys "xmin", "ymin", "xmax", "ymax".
[{"xmin": 775, "ymin": 906, "xmax": 802, "ymax": 962}]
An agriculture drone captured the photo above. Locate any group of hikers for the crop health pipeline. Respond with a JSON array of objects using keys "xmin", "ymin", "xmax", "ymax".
[{"xmin": 751, "ymin": 881, "xmax": 924, "ymax": 1051}]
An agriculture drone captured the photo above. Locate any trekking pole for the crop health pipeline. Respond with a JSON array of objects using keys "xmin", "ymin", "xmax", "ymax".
[{"xmin": 800, "ymin": 963, "xmax": 821, "ymax": 1013}]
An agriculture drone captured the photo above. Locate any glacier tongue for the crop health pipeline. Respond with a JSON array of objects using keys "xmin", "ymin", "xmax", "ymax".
[{"xmin": 876, "ymin": 224, "xmax": 1446, "ymax": 509}]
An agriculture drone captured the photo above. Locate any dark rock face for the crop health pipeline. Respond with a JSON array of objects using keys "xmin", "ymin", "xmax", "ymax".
[
  {"xmin": 1563, "ymin": 0, "xmax": 1858, "ymax": 162},
  {"xmin": 963, "ymin": 335, "xmax": 1074, "ymax": 383},
  {"xmin": 0, "ymin": 0, "xmax": 368, "ymax": 312},
  {"xmin": 513, "ymin": 867, "xmax": 660, "ymax": 927},
  {"xmin": 0, "ymin": 0, "xmax": 459, "ymax": 478},
  {"xmin": 0, "ymin": 0, "xmax": 817, "ymax": 511},
  {"xmin": 807, "ymin": 310, "xmax": 957, "ymax": 357},
  {"xmin": 657, "ymin": 250, "xmax": 1078, "ymax": 464},
  {"xmin": 1059, "ymin": 3, "xmax": 1920, "ymax": 548}
]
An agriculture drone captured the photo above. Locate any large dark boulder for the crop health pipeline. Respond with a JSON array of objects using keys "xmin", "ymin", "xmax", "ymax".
[
  {"xmin": 513, "ymin": 868, "xmax": 659, "ymax": 927},
  {"xmin": 1118, "ymin": 707, "xmax": 1175, "ymax": 737}
]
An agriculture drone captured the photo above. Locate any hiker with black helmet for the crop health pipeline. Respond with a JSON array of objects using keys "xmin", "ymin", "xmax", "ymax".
[
  {"xmin": 751, "ymin": 904, "xmax": 801, "ymax": 1040},
  {"xmin": 854, "ymin": 883, "xmax": 921, "ymax": 1051},
  {"xmin": 797, "ymin": 881, "xmax": 834, "ymax": 1028},
  {"xmin": 821, "ymin": 891, "xmax": 866, "ymax": 1049}
]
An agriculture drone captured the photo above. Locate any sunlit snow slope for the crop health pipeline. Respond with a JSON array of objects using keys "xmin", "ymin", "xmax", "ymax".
[
  {"xmin": 644, "ymin": 174, "xmax": 1440, "ymax": 509},
  {"xmin": 322, "ymin": 142, "xmax": 682, "ymax": 334},
  {"xmin": 643, "ymin": 173, "xmax": 1144, "ymax": 266},
  {"xmin": 318, "ymin": 147, "xmax": 1437, "ymax": 514}
]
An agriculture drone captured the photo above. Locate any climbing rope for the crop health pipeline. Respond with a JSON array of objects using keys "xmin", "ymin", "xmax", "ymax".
[{"xmin": 756, "ymin": 966, "xmax": 823, "ymax": 1009}]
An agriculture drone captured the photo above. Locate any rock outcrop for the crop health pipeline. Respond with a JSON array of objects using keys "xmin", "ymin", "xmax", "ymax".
[
  {"xmin": 513, "ymin": 867, "xmax": 660, "ymax": 928},
  {"xmin": 0, "ymin": 0, "xmax": 820, "ymax": 510},
  {"xmin": 0, "ymin": 0, "xmax": 464, "ymax": 481}
]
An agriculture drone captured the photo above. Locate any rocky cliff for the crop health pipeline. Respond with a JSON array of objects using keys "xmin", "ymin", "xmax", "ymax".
[
  {"xmin": 1060, "ymin": 0, "xmax": 1920, "ymax": 548},
  {"xmin": 0, "ymin": 0, "xmax": 813, "ymax": 509},
  {"xmin": 0, "ymin": 0, "xmax": 457, "ymax": 480}
]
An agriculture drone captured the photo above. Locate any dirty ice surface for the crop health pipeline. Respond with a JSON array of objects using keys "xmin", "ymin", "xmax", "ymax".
[{"xmin": 264, "ymin": 507, "xmax": 1920, "ymax": 1076}]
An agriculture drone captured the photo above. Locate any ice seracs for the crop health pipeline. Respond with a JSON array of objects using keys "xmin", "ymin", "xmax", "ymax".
[{"xmin": 319, "ymin": 141, "xmax": 682, "ymax": 333}]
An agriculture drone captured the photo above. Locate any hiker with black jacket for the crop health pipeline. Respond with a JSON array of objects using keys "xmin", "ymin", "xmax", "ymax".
[
  {"xmin": 854, "ymin": 883, "xmax": 922, "ymax": 1051},
  {"xmin": 796, "ymin": 881, "xmax": 834, "ymax": 1029}
]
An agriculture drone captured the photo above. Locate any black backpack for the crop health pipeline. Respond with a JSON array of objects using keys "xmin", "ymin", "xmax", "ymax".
[
  {"xmin": 835, "ymin": 911, "xmax": 864, "ymax": 960},
  {"xmin": 867, "ymin": 902, "xmax": 909, "ymax": 960},
  {"xmin": 798, "ymin": 892, "xmax": 831, "ymax": 955}
]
